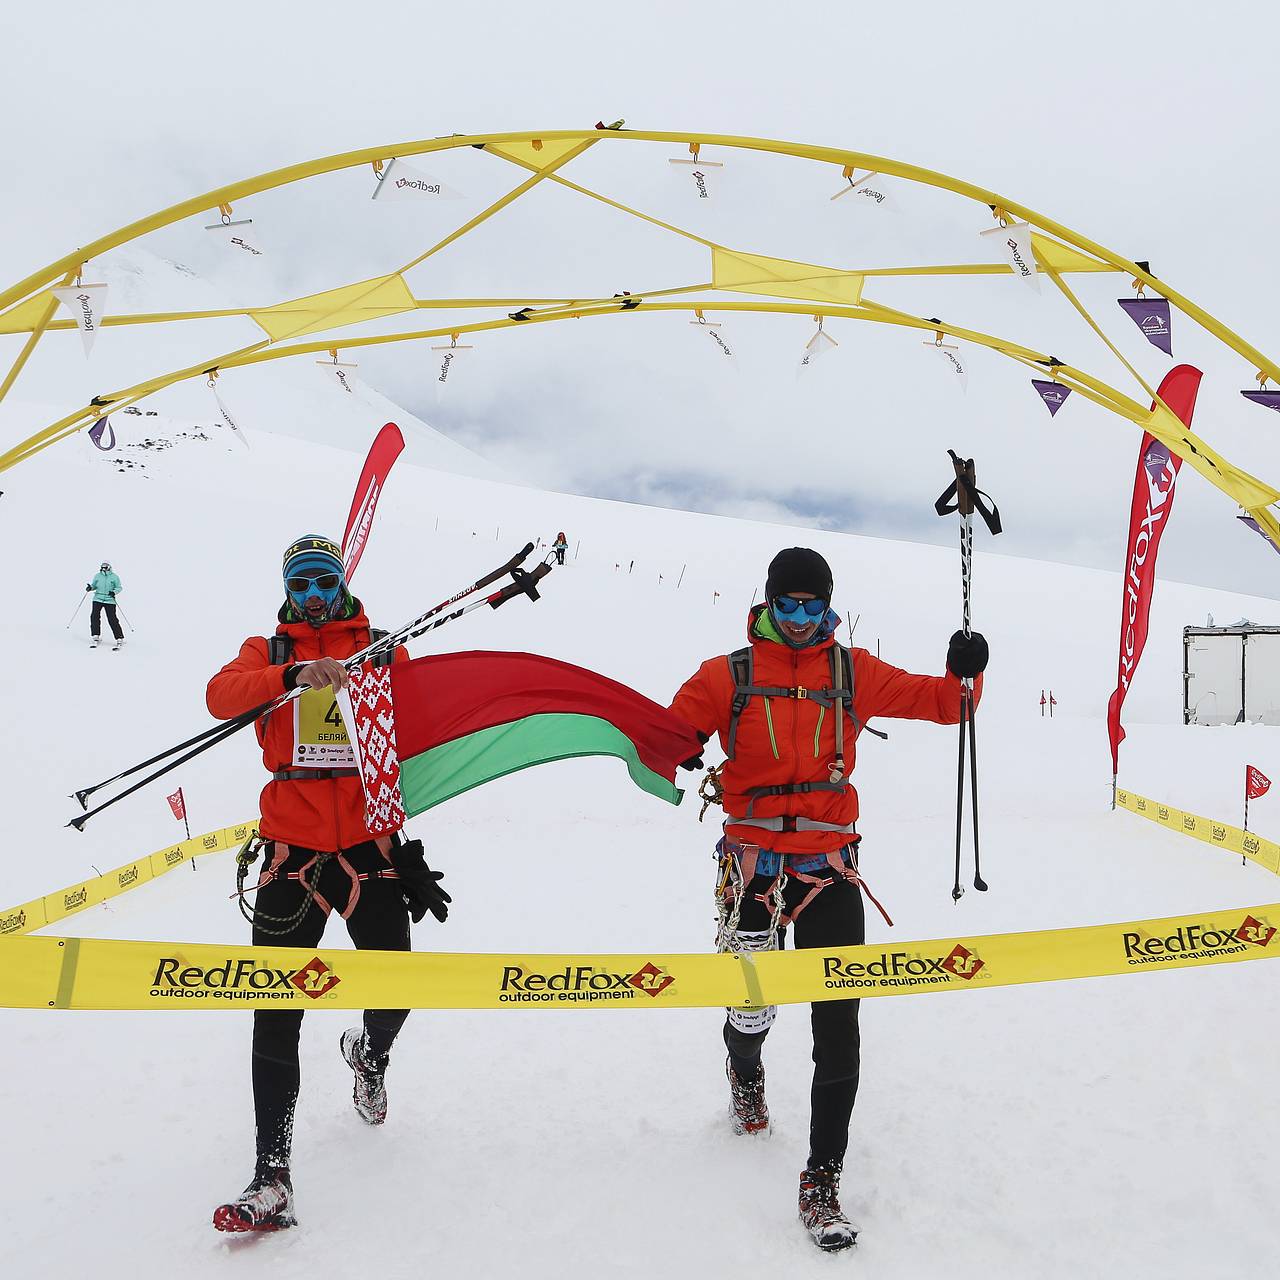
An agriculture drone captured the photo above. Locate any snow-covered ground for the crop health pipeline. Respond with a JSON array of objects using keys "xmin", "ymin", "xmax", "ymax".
[{"xmin": 1, "ymin": 383, "xmax": 1279, "ymax": 1277}]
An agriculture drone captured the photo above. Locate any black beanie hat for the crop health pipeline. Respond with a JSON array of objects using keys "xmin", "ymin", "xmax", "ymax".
[{"xmin": 765, "ymin": 547, "xmax": 833, "ymax": 602}]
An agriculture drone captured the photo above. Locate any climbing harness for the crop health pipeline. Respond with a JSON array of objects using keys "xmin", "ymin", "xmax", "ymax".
[{"xmin": 233, "ymin": 833, "xmax": 401, "ymax": 934}]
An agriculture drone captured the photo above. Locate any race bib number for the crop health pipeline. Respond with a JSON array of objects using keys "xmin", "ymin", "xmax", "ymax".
[{"xmin": 292, "ymin": 687, "xmax": 355, "ymax": 768}]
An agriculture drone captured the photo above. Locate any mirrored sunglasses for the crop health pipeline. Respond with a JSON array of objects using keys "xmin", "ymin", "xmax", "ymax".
[{"xmin": 773, "ymin": 594, "xmax": 828, "ymax": 618}]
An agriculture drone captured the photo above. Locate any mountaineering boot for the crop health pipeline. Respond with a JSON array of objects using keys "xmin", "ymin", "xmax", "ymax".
[
  {"xmin": 726, "ymin": 1057, "xmax": 770, "ymax": 1136},
  {"xmin": 798, "ymin": 1162, "xmax": 858, "ymax": 1252},
  {"xmin": 340, "ymin": 1027, "xmax": 389, "ymax": 1125},
  {"xmin": 212, "ymin": 1166, "xmax": 296, "ymax": 1233},
  {"xmin": 89, "ymin": 635, "xmax": 100, "ymax": 648}
]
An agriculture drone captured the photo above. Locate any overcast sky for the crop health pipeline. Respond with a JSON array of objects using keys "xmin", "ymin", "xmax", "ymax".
[{"xmin": 3, "ymin": 0, "xmax": 1279, "ymax": 600}]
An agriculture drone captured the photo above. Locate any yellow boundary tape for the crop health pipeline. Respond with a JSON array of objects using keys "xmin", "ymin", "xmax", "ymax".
[
  {"xmin": 1117, "ymin": 788, "xmax": 1280, "ymax": 875},
  {"xmin": 0, "ymin": 901, "xmax": 1275, "ymax": 1012},
  {"xmin": 0, "ymin": 821, "xmax": 256, "ymax": 938},
  {"xmin": 2, "ymin": 807, "xmax": 1276, "ymax": 1011}
]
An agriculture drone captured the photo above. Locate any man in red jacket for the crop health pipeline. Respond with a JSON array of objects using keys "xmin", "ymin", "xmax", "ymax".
[
  {"xmin": 206, "ymin": 534, "xmax": 449, "ymax": 1234},
  {"xmin": 669, "ymin": 547, "xmax": 987, "ymax": 1253}
]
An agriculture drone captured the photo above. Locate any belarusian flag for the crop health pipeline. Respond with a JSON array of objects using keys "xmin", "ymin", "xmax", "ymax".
[{"xmin": 337, "ymin": 651, "xmax": 704, "ymax": 835}]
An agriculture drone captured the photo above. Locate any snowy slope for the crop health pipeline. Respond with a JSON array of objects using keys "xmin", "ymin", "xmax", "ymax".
[{"xmin": 1, "ymin": 402, "xmax": 1279, "ymax": 1278}]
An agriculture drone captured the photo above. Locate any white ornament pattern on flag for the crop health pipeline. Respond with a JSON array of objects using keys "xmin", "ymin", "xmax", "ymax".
[{"xmin": 346, "ymin": 665, "xmax": 406, "ymax": 835}]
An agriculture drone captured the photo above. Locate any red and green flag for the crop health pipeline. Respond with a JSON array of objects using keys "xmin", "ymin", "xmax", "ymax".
[{"xmin": 337, "ymin": 650, "xmax": 704, "ymax": 835}]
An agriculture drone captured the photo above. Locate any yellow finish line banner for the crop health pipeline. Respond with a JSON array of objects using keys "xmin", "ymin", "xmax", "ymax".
[
  {"xmin": 0, "ymin": 821, "xmax": 256, "ymax": 938},
  {"xmin": 1117, "ymin": 789, "xmax": 1280, "ymax": 876},
  {"xmin": 1, "ymin": 900, "xmax": 1276, "ymax": 1012}
]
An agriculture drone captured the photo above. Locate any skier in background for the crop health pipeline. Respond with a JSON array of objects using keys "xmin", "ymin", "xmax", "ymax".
[
  {"xmin": 206, "ymin": 534, "xmax": 450, "ymax": 1234},
  {"xmin": 552, "ymin": 531, "xmax": 568, "ymax": 566},
  {"xmin": 86, "ymin": 561, "xmax": 125, "ymax": 650},
  {"xmin": 668, "ymin": 547, "xmax": 988, "ymax": 1252}
]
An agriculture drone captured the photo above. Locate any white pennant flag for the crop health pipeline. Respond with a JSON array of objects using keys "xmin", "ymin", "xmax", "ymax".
[
  {"xmin": 211, "ymin": 387, "xmax": 251, "ymax": 450},
  {"xmin": 979, "ymin": 220, "xmax": 1039, "ymax": 290},
  {"xmin": 372, "ymin": 158, "xmax": 464, "ymax": 202},
  {"xmin": 52, "ymin": 283, "xmax": 108, "ymax": 356},
  {"xmin": 432, "ymin": 341, "xmax": 474, "ymax": 399},
  {"xmin": 669, "ymin": 149, "xmax": 723, "ymax": 201},
  {"xmin": 205, "ymin": 218, "xmax": 266, "ymax": 257},
  {"xmin": 690, "ymin": 317, "xmax": 736, "ymax": 364},
  {"xmin": 798, "ymin": 328, "xmax": 838, "ymax": 376},
  {"xmin": 926, "ymin": 340, "xmax": 969, "ymax": 393},
  {"xmin": 830, "ymin": 171, "xmax": 899, "ymax": 213},
  {"xmin": 317, "ymin": 361, "xmax": 361, "ymax": 395}
]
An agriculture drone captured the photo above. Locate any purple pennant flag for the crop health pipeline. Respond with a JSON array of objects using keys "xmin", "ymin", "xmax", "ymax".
[
  {"xmin": 1238, "ymin": 515, "xmax": 1280, "ymax": 556},
  {"xmin": 1031, "ymin": 379, "xmax": 1071, "ymax": 417},
  {"xmin": 87, "ymin": 416, "xmax": 116, "ymax": 451},
  {"xmin": 1241, "ymin": 389, "xmax": 1280, "ymax": 414},
  {"xmin": 1117, "ymin": 297, "xmax": 1172, "ymax": 355}
]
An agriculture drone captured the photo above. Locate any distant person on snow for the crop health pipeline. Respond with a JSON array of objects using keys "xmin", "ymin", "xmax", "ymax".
[
  {"xmin": 206, "ymin": 534, "xmax": 450, "ymax": 1235},
  {"xmin": 667, "ymin": 547, "xmax": 988, "ymax": 1253},
  {"xmin": 86, "ymin": 561, "xmax": 125, "ymax": 650},
  {"xmin": 552, "ymin": 531, "xmax": 568, "ymax": 566}
]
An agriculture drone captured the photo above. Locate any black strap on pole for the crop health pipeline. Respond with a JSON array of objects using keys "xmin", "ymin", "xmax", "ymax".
[{"xmin": 934, "ymin": 449, "xmax": 1002, "ymax": 535}]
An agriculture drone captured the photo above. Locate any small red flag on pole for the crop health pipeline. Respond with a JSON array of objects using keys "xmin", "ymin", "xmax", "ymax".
[
  {"xmin": 1244, "ymin": 767, "xmax": 1270, "ymax": 862},
  {"xmin": 167, "ymin": 787, "xmax": 191, "ymax": 841}
]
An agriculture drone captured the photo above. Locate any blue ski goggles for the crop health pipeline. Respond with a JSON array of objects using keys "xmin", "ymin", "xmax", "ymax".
[{"xmin": 772, "ymin": 594, "xmax": 828, "ymax": 618}]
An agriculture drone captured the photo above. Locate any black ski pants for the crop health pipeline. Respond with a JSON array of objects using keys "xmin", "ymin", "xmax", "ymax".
[
  {"xmin": 723, "ymin": 871, "xmax": 864, "ymax": 1171},
  {"xmin": 90, "ymin": 601, "xmax": 123, "ymax": 640},
  {"xmin": 250, "ymin": 842, "xmax": 411, "ymax": 1170}
]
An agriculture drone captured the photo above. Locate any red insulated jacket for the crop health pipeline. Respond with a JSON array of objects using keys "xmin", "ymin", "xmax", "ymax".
[
  {"xmin": 206, "ymin": 605, "xmax": 407, "ymax": 852},
  {"xmin": 669, "ymin": 606, "xmax": 981, "ymax": 853}
]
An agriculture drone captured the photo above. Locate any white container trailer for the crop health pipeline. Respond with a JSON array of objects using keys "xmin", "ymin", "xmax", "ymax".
[{"xmin": 1183, "ymin": 624, "xmax": 1280, "ymax": 725}]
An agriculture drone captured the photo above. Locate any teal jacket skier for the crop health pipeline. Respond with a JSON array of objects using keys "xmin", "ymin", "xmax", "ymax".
[
  {"xmin": 88, "ymin": 568, "xmax": 121, "ymax": 603},
  {"xmin": 85, "ymin": 561, "xmax": 125, "ymax": 648}
]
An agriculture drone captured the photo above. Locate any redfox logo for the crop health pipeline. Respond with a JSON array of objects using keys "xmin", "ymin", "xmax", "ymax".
[
  {"xmin": 289, "ymin": 957, "xmax": 341, "ymax": 998},
  {"xmin": 1236, "ymin": 916, "xmax": 1276, "ymax": 948},
  {"xmin": 940, "ymin": 944, "xmax": 985, "ymax": 980},
  {"xmin": 628, "ymin": 962, "xmax": 674, "ymax": 998}
]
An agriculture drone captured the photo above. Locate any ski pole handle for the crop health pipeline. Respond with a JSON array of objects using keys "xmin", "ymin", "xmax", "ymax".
[{"xmin": 488, "ymin": 561, "xmax": 553, "ymax": 608}]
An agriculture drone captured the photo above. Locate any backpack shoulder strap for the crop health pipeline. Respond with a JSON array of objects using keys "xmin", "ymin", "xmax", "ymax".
[
  {"xmin": 369, "ymin": 626, "xmax": 394, "ymax": 668},
  {"xmin": 840, "ymin": 644, "xmax": 889, "ymax": 742},
  {"xmin": 267, "ymin": 635, "xmax": 293, "ymax": 666},
  {"xmin": 725, "ymin": 647, "xmax": 753, "ymax": 761}
]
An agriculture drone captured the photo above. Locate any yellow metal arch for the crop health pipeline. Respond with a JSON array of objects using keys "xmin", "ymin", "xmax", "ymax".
[{"xmin": 1, "ymin": 128, "xmax": 1277, "ymax": 546}]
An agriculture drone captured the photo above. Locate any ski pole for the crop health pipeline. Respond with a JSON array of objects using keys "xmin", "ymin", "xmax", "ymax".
[
  {"xmin": 114, "ymin": 603, "xmax": 134, "ymax": 631},
  {"xmin": 934, "ymin": 449, "xmax": 1001, "ymax": 900},
  {"xmin": 66, "ymin": 592, "xmax": 89, "ymax": 628},
  {"xmin": 69, "ymin": 546, "xmax": 551, "ymax": 829}
]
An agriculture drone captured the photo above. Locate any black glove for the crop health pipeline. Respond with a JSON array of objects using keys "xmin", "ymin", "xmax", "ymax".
[
  {"xmin": 390, "ymin": 838, "xmax": 451, "ymax": 923},
  {"xmin": 946, "ymin": 630, "xmax": 989, "ymax": 679},
  {"xmin": 85, "ymin": 584, "xmax": 92, "ymax": 592},
  {"xmin": 678, "ymin": 729, "xmax": 709, "ymax": 771}
]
